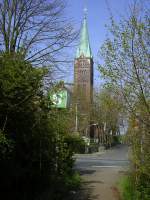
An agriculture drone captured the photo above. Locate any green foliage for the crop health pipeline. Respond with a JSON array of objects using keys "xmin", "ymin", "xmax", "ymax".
[
  {"xmin": 64, "ymin": 171, "xmax": 81, "ymax": 190},
  {"xmin": 38, "ymin": 171, "xmax": 81, "ymax": 200},
  {"xmin": 0, "ymin": 53, "xmax": 45, "ymax": 107},
  {"xmin": 93, "ymin": 87, "xmax": 124, "ymax": 147},
  {"xmin": 88, "ymin": 141, "xmax": 99, "ymax": 153},
  {"xmin": 119, "ymin": 176, "xmax": 135, "ymax": 200},
  {"xmin": 0, "ymin": 53, "xmax": 77, "ymax": 200},
  {"xmin": 112, "ymin": 135, "xmax": 120, "ymax": 145},
  {"xmin": 0, "ymin": 54, "xmax": 46, "ymax": 199},
  {"xmin": 99, "ymin": 7, "xmax": 150, "ymax": 117},
  {"xmin": 119, "ymin": 174, "xmax": 150, "ymax": 200},
  {"xmin": 99, "ymin": 3, "xmax": 150, "ymax": 199},
  {"xmin": 0, "ymin": 130, "xmax": 14, "ymax": 159},
  {"xmin": 123, "ymin": 101, "xmax": 150, "ymax": 200},
  {"xmin": 64, "ymin": 134, "xmax": 86, "ymax": 153}
]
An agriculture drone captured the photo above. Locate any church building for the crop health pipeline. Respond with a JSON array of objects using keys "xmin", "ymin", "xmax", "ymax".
[{"xmin": 74, "ymin": 11, "xmax": 94, "ymax": 133}]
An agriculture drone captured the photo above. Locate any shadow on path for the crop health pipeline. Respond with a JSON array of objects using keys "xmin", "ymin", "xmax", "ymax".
[
  {"xmin": 68, "ymin": 169, "xmax": 103, "ymax": 200},
  {"xmin": 68, "ymin": 144, "xmax": 129, "ymax": 200},
  {"xmin": 68, "ymin": 184, "xmax": 99, "ymax": 200},
  {"xmin": 79, "ymin": 169, "xmax": 96, "ymax": 175}
]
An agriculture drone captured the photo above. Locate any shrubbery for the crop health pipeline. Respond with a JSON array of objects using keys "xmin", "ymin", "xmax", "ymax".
[
  {"xmin": 119, "ymin": 174, "xmax": 150, "ymax": 200},
  {"xmin": 0, "ymin": 53, "xmax": 78, "ymax": 200},
  {"xmin": 64, "ymin": 134, "xmax": 86, "ymax": 153}
]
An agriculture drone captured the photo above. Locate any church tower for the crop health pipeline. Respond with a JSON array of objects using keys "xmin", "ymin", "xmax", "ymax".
[{"xmin": 74, "ymin": 11, "xmax": 93, "ymax": 130}]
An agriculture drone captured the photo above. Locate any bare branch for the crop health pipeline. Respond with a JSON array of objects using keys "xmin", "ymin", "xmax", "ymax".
[{"xmin": 0, "ymin": 0, "xmax": 77, "ymax": 68}]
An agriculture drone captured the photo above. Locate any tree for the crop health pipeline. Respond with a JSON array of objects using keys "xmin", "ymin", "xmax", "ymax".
[
  {"xmin": 0, "ymin": 53, "xmax": 75, "ymax": 200},
  {"xmin": 0, "ymin": 0, "xmax": 76, "ymax": 66},
  {"xmin": 99, "ymin": 3, "xmax": 150, "ymax": 124},
  {"xmin": 92, "ymin": 87, "xmax": 124, "ymax": 146},
  {"xmin": 99, "ymin": 2, "xmax": 150, "ymax": 199},
  {"xmin": 0, "ymin": 1, "xmax": 78, "ymax": 198}
]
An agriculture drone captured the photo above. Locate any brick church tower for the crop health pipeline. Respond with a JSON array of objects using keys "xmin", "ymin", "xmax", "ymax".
[{"xmin": 74, "ymin": 12, "xmax": 93, "ymax": 132}]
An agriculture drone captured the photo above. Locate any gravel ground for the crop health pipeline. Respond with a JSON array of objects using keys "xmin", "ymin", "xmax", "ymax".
[
  {"xmin": 71, "ymin": 145, "xmax": 129, "ymax": 200},
  {"xmin": 74, "ymin": 166, "xmax": 127, "ymax": 200}
]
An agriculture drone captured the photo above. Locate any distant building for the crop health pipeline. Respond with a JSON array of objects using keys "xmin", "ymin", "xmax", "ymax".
[{"xmin": 74, "ymin": 11, "xmax": 93, "ymax": 133}]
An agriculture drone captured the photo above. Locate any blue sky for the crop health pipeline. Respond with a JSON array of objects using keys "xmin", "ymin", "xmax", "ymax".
[{"xmin": 65, "ymin": 0, "xmax": 148, "ymax": 87}]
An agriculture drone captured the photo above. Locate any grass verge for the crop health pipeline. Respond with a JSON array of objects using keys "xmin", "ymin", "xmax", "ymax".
[{"xmin": 118, "ymin": 176, "xmax": 134, "ymax": 200}]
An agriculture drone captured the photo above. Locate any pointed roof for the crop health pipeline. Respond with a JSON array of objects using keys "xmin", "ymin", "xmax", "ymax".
[{"xmin": 76, "ymin": 14, "xmax": 92, "ymax": 58}]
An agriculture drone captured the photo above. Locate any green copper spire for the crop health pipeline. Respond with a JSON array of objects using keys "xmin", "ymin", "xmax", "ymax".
[{"xmin": 76, "ymin": 12, "xmax": 92, "ymax": 58}]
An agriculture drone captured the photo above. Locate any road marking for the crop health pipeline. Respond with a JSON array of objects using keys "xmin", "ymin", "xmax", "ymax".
[{"xmin": 92, "ymin": 165, "xmax": 123, "ymax": 168}]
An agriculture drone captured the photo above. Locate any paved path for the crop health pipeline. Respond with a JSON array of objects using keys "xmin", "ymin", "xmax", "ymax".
[{"xmin": 73, "ymin": 144, "xmax": 129, "ymax": 200}]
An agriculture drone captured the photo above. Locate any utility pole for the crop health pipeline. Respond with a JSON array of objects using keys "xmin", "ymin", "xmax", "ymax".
[{"xmin": 75, "ymin": 103, "xmax": 78, "ymax": 132}]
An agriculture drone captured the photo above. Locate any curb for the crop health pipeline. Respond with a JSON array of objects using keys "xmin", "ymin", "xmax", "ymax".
[{"xmin": 74, "ymin": 151, "xmax": 106, "ymax": 158}]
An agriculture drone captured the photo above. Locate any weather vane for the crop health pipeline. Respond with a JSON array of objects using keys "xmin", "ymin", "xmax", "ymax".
[
  {"xmin": 83, "ymin": 0, "xmax": 87, "ymax": 18},
  {"xmin": 83, "ymin": 1, "xmax": 88, "ymax": 18},
  {"xmin": 83, "ymin": 6, "xmax": 88, "ymax": 18}
]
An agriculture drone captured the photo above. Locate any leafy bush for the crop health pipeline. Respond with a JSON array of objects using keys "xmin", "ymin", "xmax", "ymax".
[
  {"xmin": 0, "ymin": 53, "xmax": 77, "ymax": 200},
  {"xmin": 64, "ymin": 134, "xmax": 86, "ymax": 153},
  {"xmin": 0, "ymin": 130, "xmax": 14, "ymax": 160},
  {"xmin": 119, "ymin": 176, "xmax": 135, "ymax": 200},
  {"xmin": 88, "ymin": 141, "xmax": 99, "ymax": 153},
  {"xmin": 119, "ymin": 174, "xmax": 150, "ymax": 200},
  {"xmin": 64, "ymin": 171, "xmax": 81, "ymax": 190},
  {"xmin": 112, "ymin": 135, "xmax": 121, "ymax": 145}
]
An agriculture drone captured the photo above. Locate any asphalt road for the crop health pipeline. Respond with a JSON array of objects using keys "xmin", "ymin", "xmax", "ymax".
[
  {"xmin": 75, "ymin": 144, "xmax": 129, "ymax": 170},
  {"xmin": 72, "ymin": 144, "xmax": 129, "ymax": 200}
]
